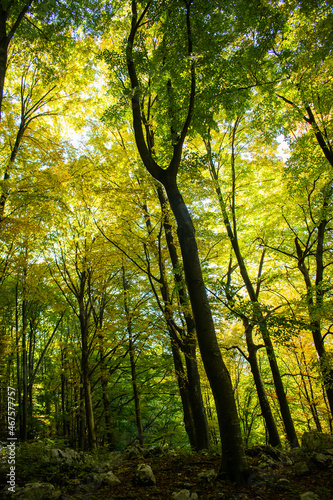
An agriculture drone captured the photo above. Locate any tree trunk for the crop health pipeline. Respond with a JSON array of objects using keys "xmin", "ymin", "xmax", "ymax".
[
  {"xmin": 15, "ymin": 282, "xmax": 22, "ymax": 437},
  {"xmin": 122, "ymin": 266, "xmax": 144, "ymax": 445},
  {"xmin": 77, "ymin": 269, "xmax": 97, "ymax": 451},
  {"xmin": 78, "ymin": 383, "xmax": 85, "ymax": 450},
  {"xmin": 61, "ymin": 345, "xmax": 71, "ymax": 440},
  {"xmin": 21, "ymin": 297, "xmax": 28, "ymax": 441},
  {"xmin": 295, "ymin": 348, "xmax": 322, "ymax": 432},
  {"xmin": 100, "ymin": 366, "xmax": 116, "ymax": 449},
  {"xmin": 0, "ymin": 10, "xmax": 8, "ymax": 121},
  {"xmin": 243, "ymin": 318, "xmax": 281, "ymax": 447},
  {"xmin": 165, "ymin": 180, "xmax": 247, "ymax": 482},
  {"xmin": 126, "ymin": 1, "xmax": 247, "ymax": 480},
  {"xmin": 144, "ymin": 194, "xmax": 209, "ymax": 450},
  {"xmin": 295, "ymin": 221, "xmax": 333, "ymax": 418},
  {"xmin": 170, "ymin": 340, "xmax": 197, "ymax": 448},
  {"xmin": 310, "ymin": 319, "xmax": 333, "ymax": 417},
  {"xmin": 184, "ymin": 345, "xmax": 211, "ymax": 450},
  {"xmin": 81, "ymin": 329, "xmax": 97, "ymax": 450},
  {"xmin": 210, "ymin": 157, "xmax": 298, "ymax": 447},
  {"xmin": 255, "ymin": 307, "xmax": 299, "ymax": 447},
  {"xmin": 157, "ymin": 185, "xmax": 210, "ymax": 450}
]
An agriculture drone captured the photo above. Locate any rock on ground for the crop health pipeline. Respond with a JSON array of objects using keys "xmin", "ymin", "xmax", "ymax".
[
  {"xmin": 300, "ymin": 492, "xmax": 320, "ymax": 500},
  {"xmin": 101, "ymin": 471, "xmax": 121, "ymax": 486},
  {"xmin": 132, "ymin": 463, "xmax": 156, "ymax": 486},
  {"xmin": 197, "ymin": 469, "xmax": 217, "ymax": 483},
  {"xmin": 172, "ymin": 490, "xmax": 199, "ymax": 500},
  {"xmin": 8, "ymin": 482, "xmax": 61, "ymax": 499},
  {"xmin": 302, "ymin": 432, "xmax": 333, "ymax": 452}
]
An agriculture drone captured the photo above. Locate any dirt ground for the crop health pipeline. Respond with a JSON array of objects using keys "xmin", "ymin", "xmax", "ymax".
[{"xmin": 68, "ymin": 450, "xmax": 333, "ymax": 500}]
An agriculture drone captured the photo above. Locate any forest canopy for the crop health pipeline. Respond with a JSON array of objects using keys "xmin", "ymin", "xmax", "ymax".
[{"xmin": 0, "ymin": 0, "xmax": 332, "ymax": 485}]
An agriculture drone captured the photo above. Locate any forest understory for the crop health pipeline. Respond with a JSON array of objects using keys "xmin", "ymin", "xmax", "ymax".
[{"xmin": 1, "ymin": 437, "xmax": 333, "ymax": 500}]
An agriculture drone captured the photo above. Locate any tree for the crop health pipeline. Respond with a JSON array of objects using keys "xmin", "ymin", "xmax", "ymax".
[
  {"xmin": 47, "ymin": 204, "xmax": 117, "ymax": 450},
  {"xmin": 203, "ymin": 118, "xmax": 299, "ymax": 447},
  {"xmin": 265, "ymin": 171, "xmax": 333, "ymax": 422},
  {"xmin": 0, "ymin": 0, "xmax": 34, "ymax": 118},
  {"xmin": 142, "ymin": 186, "xmax": 210, "ymax": 450},
  {"xmin": 124, "ymin": 0, "xmax": 247, "ymax": 482}
]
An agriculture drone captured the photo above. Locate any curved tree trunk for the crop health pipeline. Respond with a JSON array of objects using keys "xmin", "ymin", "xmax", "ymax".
[{"xmin": 126, "ymin": 0, "xmax": 247, "ymax": 482}]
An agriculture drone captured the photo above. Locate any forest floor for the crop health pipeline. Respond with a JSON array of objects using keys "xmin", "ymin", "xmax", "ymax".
[
  {"xmin": 84, "ymin": 450, "xmax": 333, "ymax": 500},
  {"xmin": 1, "ymin": 441, "xmax": 333, "ymax": 499}
]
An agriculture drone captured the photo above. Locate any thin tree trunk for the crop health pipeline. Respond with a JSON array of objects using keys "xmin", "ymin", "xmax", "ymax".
[
  {"xmin": 122, "ymin": 266, "xmax": 144, "ymax": 445},
  {"xmin": 0, "ymin": 9, "xmax": 8, "ymax": 121},
  {"xmin": 76, "ymin": 268, "xmax": 97, "ymax": 451},
  {"xmin": 295, "ymin": 222, "xmax": 333, "ymax": 418},
  {"xmin": 170, "ymin": 341, "xmax": 197, "ymax": 448},
  {"xmin": 100, "ymin": 366, "xmax": 116, "ymax": 449},
  {"xmin": 309, "ymin": 319, "xmax": 333, "ymax": 416},
  {"xmin": 243, "ymin": 318, "xmax": 281, "ymax": 447},
  {"xmin": 94, "ymin": 299, "xmax": 116, "ymax": 449},
  {"xmin": 60, "ymin": 344, "xmax": 71, "ymax": 440},
  {"xmin": 295, "ymin": 348, "xmax": 322, "ymax": 432},
  {"xmin": 206, "ymin": 138, "xmax": 298, "ymax": 448},
  {"xmin": 184, "ymin": 342, "xmax": 210, "ymax": 450},
  {"xmin": 81, "ymin": 328, "xmax": 97, "ymax": 450},
  {"xmin": 21, "ymin": 297, "xmax": 28, "ymax": 441},
  {"xmin": 15, "ymin": 282, "xmax": 22, "ymax": 436},
  {"xmin": 78, "ymin": 383, "xmax": 85, "ymax": 450}
]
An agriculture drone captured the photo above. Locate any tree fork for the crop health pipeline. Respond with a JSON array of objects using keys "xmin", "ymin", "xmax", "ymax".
[{"xmin": 126, "ymin": 0, "xmax": 248, "ymax": 483}]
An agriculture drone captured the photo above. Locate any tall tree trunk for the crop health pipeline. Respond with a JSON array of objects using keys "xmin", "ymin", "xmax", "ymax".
[
  {"xmin": 100, "ymin": 365, "xmax": 116, "ymax": 449},
  {"xmin": 0, "ymin": 76, "xmax": 27, "ymax": 219},
  {"xmin": 27, "ymin": 320, "xmax": 36, "ymax": 439},
  {"xmin": 122, "ymin": 266, "xmax": 144, "ymax": 445},
  {"xmin": 15, "ymin": 282, "xmax": 22, "ymax": 436},
  {"xmin": 21, "ymin": 297, "xmax": 28, "ymax": 441},
  {"xmin": 295, "ymin": 218, "xmax": 333, "ymax": 418},
  {"xmin": 294, "ymin": 348, "xmax": 322, "ymax": 432},
  {"xmin": 256, "ymin": 309, "xmax": 299, "ymax": 447},
  {"xmin": 143, "ymin": 195, "xmax": 209, "ymax": 450},
  {"xmin": 61, "ymin": 345, "xmax": 71, "ymax": 440},
  {"xmin": 207, "ymin": 142, "xmax": 299, "ymax": 448},
  {"xmin": 77, "ymin": 269, "xmax": 97, "ymax": 451},
  {"xmin": 0, "ymin": 0, "xmax": 35, "ymax": 120},
  {"xmin": 156, "ymin": 185, "xmax": 210, "ymax": 450},
  {"xmin": 94, "ymin": 300, "xmax": 116, "ymax": 449},
  {"xmin": 78, "ymin": 383, "xmax": 85, "ymax": 450},
  {"xmin": 165, "ymin": 180, "xmax": 247, "ymax": 482},
  {"xmin": 0, "ymin": 9, "xmax": 8, "ymax": 121},
  {"xmin": 126, "ymin": 1, "xmax": 247, "ymax": 481},
  {"xmin": 184, "ymin": 342, "xmax": 211, "ymax": 450}
]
